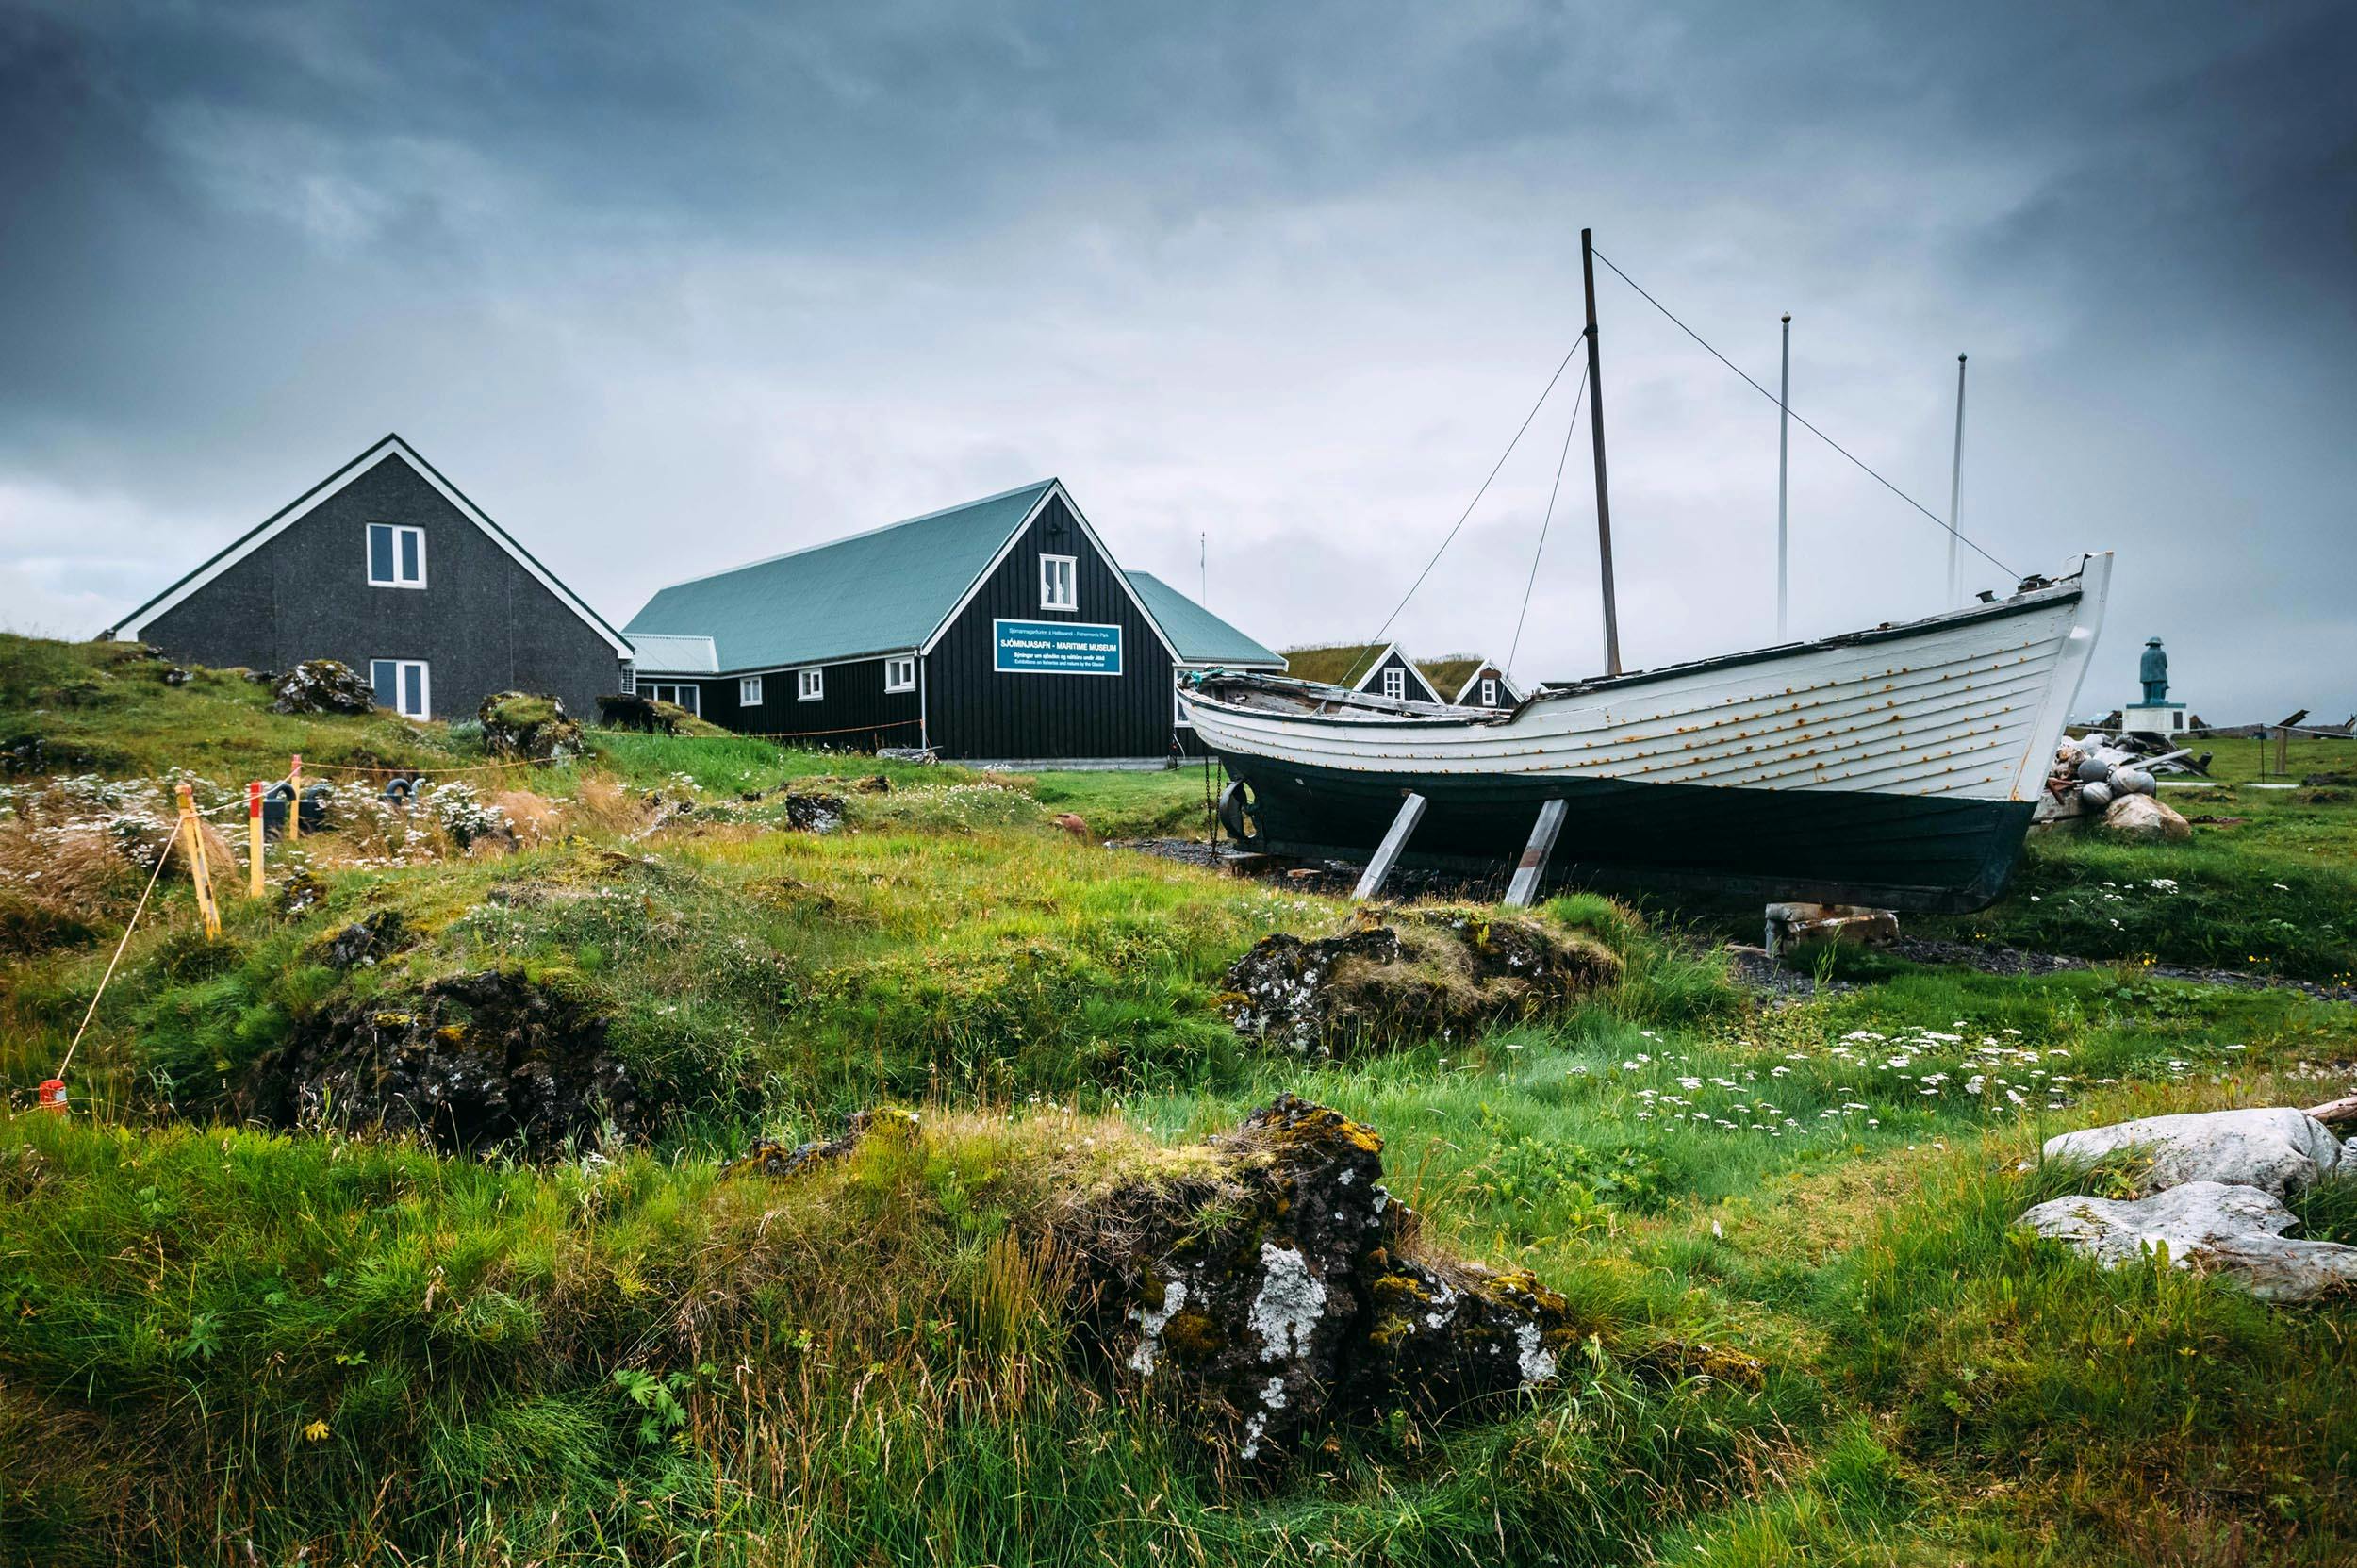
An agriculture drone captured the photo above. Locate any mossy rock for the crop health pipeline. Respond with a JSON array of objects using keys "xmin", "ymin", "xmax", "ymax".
[
  {"xmin": 1223, "ymin": 904, "xmax": 1622, "ymax": 1056},
  {"xmin": 272, "ymin": 659, "xmax": 375, "ymax": 716},
  {"xmin": 478, "ymin": 691, "xmax": 585, "ymax": 760}
]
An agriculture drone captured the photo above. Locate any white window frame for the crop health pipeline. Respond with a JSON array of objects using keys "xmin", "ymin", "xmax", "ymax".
[
  {"xmin": 640, "ymin": 682, "xmax": 699, "ymax": 715},
  {"xmin": 371, "ymin": 658, "xmax": 431, "ymax": 719},
  {"xmin": 798, "ymin": 668, "xmax": 824, "ymax": 702},
  {"xmin": 884, "ymin": 656, "xmax": 916, "ymax": 693},
  {"xmin": 1480, "ymin": 678, "xmax": 1499, "ymax": 706},
  {"xmin": 1381, "ymin": 666, "xmax": 1406, "ymax": 701},
  {"xmin": 1039, "ymin": 553, "xmax": 1078, "ymax": 611},
  {"xmin": 739, "ymin": 675, "xmax": 765, "ymax": 706},
  {"xmin": 366, "ymin": 523, "xmax": 427, "ymax": 588}
]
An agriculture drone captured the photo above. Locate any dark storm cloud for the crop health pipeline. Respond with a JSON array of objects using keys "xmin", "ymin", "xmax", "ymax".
[{"xmin": 3, "ymin": 0, "xmax": 2352, "ymax": 717}]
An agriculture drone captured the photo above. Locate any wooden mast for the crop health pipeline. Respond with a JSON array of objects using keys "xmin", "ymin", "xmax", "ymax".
[{"xmin": 1580, "ymin": 227, "xmax": 1623, "ymax": 676}]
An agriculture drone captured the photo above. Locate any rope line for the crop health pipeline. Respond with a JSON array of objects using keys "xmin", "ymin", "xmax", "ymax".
[
  {"xmin": 622, "ymin": 718, "xmax": 925, "ymax": 743},
  {"xmin": 1367, "ymin": 337, "xmax": 1587, "ymax": 647},
  {"xmin": 1588, "ymin": 245, "xmax": 2017, "ymax": 579},
  {"xmin": 55, "ymin": 845, "xmax": 173, "ymax": 1080},
  {"xmin": 1507, "ymin": 361, "xmax": 1589, "ymax": 681}
]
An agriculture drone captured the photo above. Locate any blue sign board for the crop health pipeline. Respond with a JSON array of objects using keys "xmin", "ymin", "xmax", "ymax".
[{"xmin": 994, "ymin": 619, "xmax": 1123, "ymax": 676}]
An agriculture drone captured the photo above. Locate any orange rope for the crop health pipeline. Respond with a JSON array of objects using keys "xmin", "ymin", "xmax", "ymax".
[{"xmin": 636, "ymin": 719, "xmax": 924, "ymax": 743}]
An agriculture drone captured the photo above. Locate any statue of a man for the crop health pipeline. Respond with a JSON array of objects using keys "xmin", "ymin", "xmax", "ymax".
[{"xmin": 2139, "ymin": 637, "xmax": 2168, "ymax": 704}]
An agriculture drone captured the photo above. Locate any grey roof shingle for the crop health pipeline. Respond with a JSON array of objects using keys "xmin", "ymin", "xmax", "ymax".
[
  {"xmin": 1123, "ymin": 571, "xmax": 1284, "ymax": 667},
  {"xmin": 623, "ymin": 481, "xmax": 1056, "ymax": 672}
]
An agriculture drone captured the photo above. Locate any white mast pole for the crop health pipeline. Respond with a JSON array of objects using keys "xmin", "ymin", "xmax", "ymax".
[
  {"xmin": 1777, "ymin": 312, "xmax": 1790, "ymax": 637},
  {"xmin": 1947, "ymin": 353, "xmax": 1967, "ymax": 606}
]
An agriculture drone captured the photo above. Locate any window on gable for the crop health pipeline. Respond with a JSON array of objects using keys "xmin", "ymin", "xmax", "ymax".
[
  {"xmin": 1381, "ymin": 666, "xmax": 1406, "ymax": 701},
  {"xmin": 884, "ymin": 657, "xmax": 916, "ymax": 693},
  {"xmin": 371, "ymin": 659, "xmax": 431, "ymax": 719},
  {"xmin": 1039, "ymin": 554, "xmax": 1077, "ymax": 611},
  {"xmin": 367, "ymin": 524, "xmax": 426, "ymax": 587},
  {"xmin": 739, "ymin": 675, "xmax": 764, "ymax": 706},
  {"xmin": 1480, "ymin": 678, "xmax": 1499, "ymax": 707},
  {"xmin": 798, "ymin": 668, "xmax": 824, "ymax": 701}
]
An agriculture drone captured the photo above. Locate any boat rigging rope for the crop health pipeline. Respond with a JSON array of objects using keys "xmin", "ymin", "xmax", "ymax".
[
  {"xmin": 1507, "ymin": 360, "xmax": 1589, "ymax": 682},
  {"xmin": 1366, "ymin": 336, "xmax": 1586, "ymax": 649},
  {"xmin": 1588, "ymin": 245, "xmax": 2017, "ymax": 580}
]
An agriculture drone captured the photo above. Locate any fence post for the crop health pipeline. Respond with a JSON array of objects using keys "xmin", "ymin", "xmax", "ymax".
[
  {"xmin": 287, "ymin": 753, "xmax": 303, "ymax": 842},
  {"xmin": 175, "ymin": 782, "xmax": 222, "ymax": 939},
  {"xmin": 248, "ymin": 781, "xmax": 265, "ymax": 899}
]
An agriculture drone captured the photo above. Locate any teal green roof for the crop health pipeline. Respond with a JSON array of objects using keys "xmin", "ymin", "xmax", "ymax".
[
  {"xmin": 1124, "ymin": 572, "xmax": 1285, "ymax": 668},
  {"xmin": 624, "ymin": 481, "xmax": 1057, "ymax": 671}
]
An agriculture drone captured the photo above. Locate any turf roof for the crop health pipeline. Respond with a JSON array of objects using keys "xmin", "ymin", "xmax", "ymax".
[{"xmin": 1277, "ymin": 642, "xmax": 1387, "ymax": 688}]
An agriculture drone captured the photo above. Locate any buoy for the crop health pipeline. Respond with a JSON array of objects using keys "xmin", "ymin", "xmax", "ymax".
[{"xmin": 36, "ymin": 1078, "xmax": 67, "ymax": 1114}]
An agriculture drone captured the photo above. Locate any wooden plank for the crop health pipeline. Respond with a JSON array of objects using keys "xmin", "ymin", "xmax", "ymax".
[
  {"xmin": 1353, "ymin": 792, "xmax": 1427, "ymax": 901},
  {"xmin": 1503, "ymin": 797, "xmax": 1567, "ymax": 907}
]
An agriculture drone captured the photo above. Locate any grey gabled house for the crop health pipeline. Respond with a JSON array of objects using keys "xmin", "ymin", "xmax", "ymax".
[
  {"xmin": 623, "ymin": 478, "xmax": 1283, "ymax": 764},
  {"xmin": 104, "ymin": 435, "xmax": 633, "ymax": 720}
]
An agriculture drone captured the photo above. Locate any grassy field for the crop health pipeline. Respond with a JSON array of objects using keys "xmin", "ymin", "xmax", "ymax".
[{"xmin": 3, "ymin": 635, "xmax": 2354, "ymax": 1566}]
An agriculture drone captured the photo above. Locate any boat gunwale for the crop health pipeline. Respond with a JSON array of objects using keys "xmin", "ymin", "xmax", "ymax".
[{"xmin": 1180, "ymin": 574, "xmax": 2085, "ymax": 731}]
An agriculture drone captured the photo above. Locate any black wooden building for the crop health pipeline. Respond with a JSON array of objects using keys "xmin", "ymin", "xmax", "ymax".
[
  {"xmin": 623, "ymin": 480, "xmax": 1283, "ymax": 764},
  {"xmin": 104, "ymin": 435, "xmax": 633, "ymax": 720}
]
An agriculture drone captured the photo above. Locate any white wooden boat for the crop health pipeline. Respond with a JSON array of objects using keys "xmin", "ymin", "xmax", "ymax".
[{"xmin": 1179, "ymin": 553, "xmax": 2111, "ymax": 911}]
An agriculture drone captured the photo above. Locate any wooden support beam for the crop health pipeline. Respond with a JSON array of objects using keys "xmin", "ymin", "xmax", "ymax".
[
  {"xmin": 1353, "ymin": 792, "xmax": 1427, "ymax": 901},
  {"xmin": 1504, "ymin": 798, "xmax": 1567, "ymax": 908}
]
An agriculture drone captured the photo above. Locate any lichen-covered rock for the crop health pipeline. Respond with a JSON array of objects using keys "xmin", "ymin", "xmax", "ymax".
[
  {"xmin": 477, "ymin": 692, "xmax": 585, "ymax": 760},
  {"xmin": 2044, "ymin": 1107, "xmax": 2345, "ymax": 1197},
  {"xmin": 2019, "ymin": 1180, "xmax": 2357, "ymax": 1303},
  {"xmin": 319, "ymin": 909, "xmax": 412, "ymax": 970},
  {"xmin": 272, "ymin": 659, "xmax": 376, "ymax": 716},
  {"xmin": 242, "ymin": 968, "xmax": 638, "ymax": 1154},
  {"xmin": 1223, "ymin": 906, "xmax": 1620, "ymax": 1056},
  {"xmin": 723, "ymin": 1107, "xmax": 920, "ymax": 1180},
  {"xmin": 1353, "ymin": 1258, "xmax": 1578, "ymax": 1417},
  {"xmin": 780, "ymin": 792, "xmax": 845, "ymax": 833},
  {"xmin": 1070, "ymin": 1094, "xmax": 1576, "ymax": 1468}
]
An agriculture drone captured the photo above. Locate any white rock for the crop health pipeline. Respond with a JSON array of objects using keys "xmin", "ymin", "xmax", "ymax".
[
  {"xmin": 2019, "ymin": 1181, "xmax": 2357, "ymax": 1303},
  {"xmin": 2043, "ymin": 1107, "xmax": 2345, "ymax": 1197},
  {"xmin": 2098, "ymin": 791, "xmax": 2190, "ymax": 841}
]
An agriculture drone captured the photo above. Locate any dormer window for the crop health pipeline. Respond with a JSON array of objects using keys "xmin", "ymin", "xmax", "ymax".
[
  {"xmin": 1039, "ymin": 554, "xmax": 1077, "ymax": 611},
  {"xmin": 367, "ymin": 523, "xmax": 426, "ymax": 587},
  {"xmin": 1480, "ymin": 678, "xmax": 1499, "ymax": 706},
  {"xmin": 1381, "ymin": 667, "xmax": 1406, "ymax": 701}
]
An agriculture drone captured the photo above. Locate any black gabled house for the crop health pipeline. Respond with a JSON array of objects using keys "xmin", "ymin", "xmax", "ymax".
[
  {"xmin": 104, "ymin": 435, "xmax": 633, "ymax": 720},
  {"xmin": 623, "ymin": 479, "xmax": 1284, "ymax": 764},
  {"xmin": 1278, "ymin": 641, "xmax": 1448, "ymax": 704}
]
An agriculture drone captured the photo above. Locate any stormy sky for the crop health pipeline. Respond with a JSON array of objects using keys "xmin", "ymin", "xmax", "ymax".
[{"xmin": 4, "ymin": 1, "xmax": 2352, "ymax": 721}]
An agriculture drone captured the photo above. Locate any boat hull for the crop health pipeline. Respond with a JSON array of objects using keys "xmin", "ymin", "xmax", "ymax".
[{"xmin": 1219, "ymin": 754, "xmax": 2034, "ymax": 911}]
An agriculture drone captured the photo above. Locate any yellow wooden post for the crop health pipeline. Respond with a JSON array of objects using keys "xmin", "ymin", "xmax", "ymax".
[
  {"xmin": 247, "ymin": 780, "xmax": 265, "ymax": 899},
  {"xmin": 287, "ymin": 753, "xmax": 303, "ymax": 842},
  {"xmin": 175, "ymin": 782, "xmax": 222, "ymax": 939}
]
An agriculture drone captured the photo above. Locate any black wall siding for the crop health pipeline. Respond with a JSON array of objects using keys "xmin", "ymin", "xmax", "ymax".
[
  {"xmin": 691, "ymin": 655, "xmax": 923, "ymax": 750},
  {"xmin": 140, "ymin": 455, "xmax": 624, "ymax": 719},
  {"xmin": 923, "ymin": 495, "xmax": 1183, "ymax": 762}
]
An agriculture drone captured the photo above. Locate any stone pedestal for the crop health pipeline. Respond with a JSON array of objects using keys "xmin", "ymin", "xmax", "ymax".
[{"xmin": 2122, "ymin": 701, "xmax": 2187, "ymax": 737}]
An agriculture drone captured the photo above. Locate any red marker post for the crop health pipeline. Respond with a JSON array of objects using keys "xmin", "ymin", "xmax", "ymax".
[
  {"xmin": 248, "ymin": 780, "xmax": 264, "ymax": 899},
  {"xmin": 36, "ymin": 1078, "xmax": 67, "ymax": 1114}
]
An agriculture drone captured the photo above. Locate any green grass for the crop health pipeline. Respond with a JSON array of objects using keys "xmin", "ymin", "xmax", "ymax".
[
  {"xmin": 5, "ymin": 633, "xmax": 2357, "ymax": 1564},
  {"xmin": 1912, "ymin": 741, "xmax": 2357, "ymax": 983}
]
